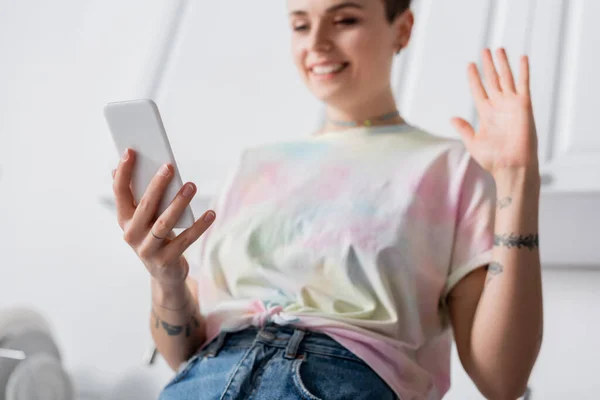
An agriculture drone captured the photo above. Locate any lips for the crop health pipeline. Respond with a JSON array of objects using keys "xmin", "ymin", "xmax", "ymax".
[{"xmin": 309, "ymin": 62, "xmax": 350, "ymax": 77}]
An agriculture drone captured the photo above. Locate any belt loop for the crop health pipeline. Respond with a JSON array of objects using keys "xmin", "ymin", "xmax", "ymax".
[
  {"xmin": 284, "ymin": 328, "xmax": 305, "ymax": 359},
  {"xmin": 205, "ymin": 331, "xmax": 227, "ymax": 358}
]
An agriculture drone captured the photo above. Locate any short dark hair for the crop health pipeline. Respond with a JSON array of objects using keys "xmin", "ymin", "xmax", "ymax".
[{"xmin": 383, "ymin": 0, "xmax": 411, "ymax": 23}]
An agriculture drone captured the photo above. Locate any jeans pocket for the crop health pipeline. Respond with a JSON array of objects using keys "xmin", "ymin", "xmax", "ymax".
[
  {"xmin": 291, "ymin": 353, "xmax": 398, "ymax": 400},
  {"xmin": 163, "ymin": 352, "xmax": 202, "ymax": 389},
  {"xmin": 292, "ymin": 357, "xmax": 324, "ymax": 400}
]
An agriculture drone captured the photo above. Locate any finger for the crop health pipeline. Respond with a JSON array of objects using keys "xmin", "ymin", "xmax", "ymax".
[
  {"xmin": 142, "ymin": 182, "xmax": 197, "ymax": 253},
  {"xmin": 496, "ymin": 48, "xmax": 516, "ymax": 93},
  {"xmin": 113, "ymin": 148, "xmax": 136, "ymax": 227},
  {"xmin": 128, "ymin": 164, "xmax": 175, "ymax": 239},
  {"xmin": 451, "ymin": 117, "xmax": 476, "ymax": 151},
  {"xmin": 137, "ymin": 229, "xmax": 175, "ymax": 261},
  {"xmin": 162, "ymin": 210, "xmax": 216, "ymax": 261},
  {"xmin": 467, "ymin": 63, "xmax": 488, "ymax": 111},
  {"xmin": 517, "ymin": 55, "xmax": 530, "ymax": 97},
  {"xmin": 482, "ymin": 48, "xmax": 501, "ymax": 94}
]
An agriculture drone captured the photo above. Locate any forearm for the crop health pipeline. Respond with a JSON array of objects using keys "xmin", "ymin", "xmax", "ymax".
[
  {"xmin": 150, "ymin": 278, "xmax": 206, "ymax": 370},
  {"xmin": 470, "ymin": 169, "xmax": 543, "ymax": 398}
]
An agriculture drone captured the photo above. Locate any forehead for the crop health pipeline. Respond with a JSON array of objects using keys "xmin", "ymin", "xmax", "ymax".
[{"xmin": 287, "ymin": 0, "xmax": 374, "ymax": 14}]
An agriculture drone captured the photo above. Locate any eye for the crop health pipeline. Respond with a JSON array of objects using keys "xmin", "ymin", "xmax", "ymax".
[
  {"xmin": 335, "ymin": 17, "xmax": 359, "ymax": 26},
  {"xmin": 293, "ymin": 24, "xmax": 309, "ymax": 32},
  {"xmin": 291, "ymin": 19, "xmax": 310, "ymax": 32}
]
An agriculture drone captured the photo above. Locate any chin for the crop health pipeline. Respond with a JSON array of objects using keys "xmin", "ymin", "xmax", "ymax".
[
  {"xmin": 309, "ymin": 83, "xmax": 357, "ymax": 104},
  {"xmin": 310, "ymin": 84, "xmax": 358, "ymax": 107}
]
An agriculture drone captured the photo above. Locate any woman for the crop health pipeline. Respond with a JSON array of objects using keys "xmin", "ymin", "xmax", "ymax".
[{"xmin": 112, "ymin": 0, "xmax": 543, "ymax": 398}]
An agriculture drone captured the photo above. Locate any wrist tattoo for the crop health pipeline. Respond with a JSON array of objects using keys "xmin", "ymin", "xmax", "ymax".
[
  {"xmin": 494, "ymin": 233, "xmax": 539, "ymax": 250},
  {"xmin": 496, "ymin": 196, "xmax": 513, "ymax": 210},
  {"xmin": 152, "ymin": 308, "xmax": 200, "ymax": 337},
  {"xmin": 485, "ymin": 261, "xmax": 504, "ymax": 285}
]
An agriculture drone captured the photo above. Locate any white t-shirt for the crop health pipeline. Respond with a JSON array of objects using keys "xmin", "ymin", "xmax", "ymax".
[{"xmin": 186, "ymin": 123, "xmax": 496, "ymax": 399}]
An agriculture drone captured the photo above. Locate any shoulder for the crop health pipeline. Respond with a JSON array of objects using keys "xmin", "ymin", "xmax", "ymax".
[
  {"xmin": 393, "ymin": 126, "xmax": 468, "ymax": 158},
  {"xmin": 400, "ymin": 127, "xmax": 475, "ymax": 175},
  {"xmin": 415, "ymin": 127, "xmax": 491, "ymax": 175}
]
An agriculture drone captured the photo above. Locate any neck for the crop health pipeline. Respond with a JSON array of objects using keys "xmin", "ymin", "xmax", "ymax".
[{"xmin": 321, "ymin": 88, "xmax": 404, "ymax": 132}]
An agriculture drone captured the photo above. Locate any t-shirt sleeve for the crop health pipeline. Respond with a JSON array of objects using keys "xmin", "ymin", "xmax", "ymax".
[{"xmin": 442, "ymin": 152, "xmax": 496, "ymax": 300}]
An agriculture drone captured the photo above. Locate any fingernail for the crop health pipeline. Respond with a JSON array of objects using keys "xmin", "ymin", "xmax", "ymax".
[
  {"xmin": 204, "ymin": 212, "xmax": 215, "ymax": 223},
  {"xmin": 112, "ymin": 169, "xmax": 116, "ymax": 178},
  {"xmin": 182, "ymin": 183, "xmax": 194, "ymax": 197},
  {"xmin": 159, "ymin": 164, "xmax": 171, "ymax": 176},
  {"xmin": 122, "ymin": 149, "xmax": 129, "ymax": 161}
]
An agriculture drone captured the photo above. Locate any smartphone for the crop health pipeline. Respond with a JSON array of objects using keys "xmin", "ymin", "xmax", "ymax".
[{"xmin": 104, "ymin": 99, "xmax": 195, "ymax": 229}]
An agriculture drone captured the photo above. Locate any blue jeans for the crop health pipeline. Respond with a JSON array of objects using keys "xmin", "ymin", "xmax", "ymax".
[{"xmin": 159, "ymin": 324, "xmax": 398, "ymax": 399}]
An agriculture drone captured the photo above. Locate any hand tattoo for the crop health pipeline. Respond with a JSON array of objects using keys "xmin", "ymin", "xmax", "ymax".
[
  {"xmin": 494, "ymin": 233, "xmax": 539, "ymax": 250},
  {"xmin": 152, "ymin": 308, "xmax": 200, "ymax": 337}
]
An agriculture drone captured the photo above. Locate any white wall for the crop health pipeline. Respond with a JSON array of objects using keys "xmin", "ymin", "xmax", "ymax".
[
  {"xmin": 0, "ymin": 1, "xmax": 599, "ymax": 399},
  {"xmin": 447, "ymin": 269, "xmax": 600, "ymax": 400},
  {"xmin": 0, "ymin": 0, "xmax": 181, "ymax": 397}
]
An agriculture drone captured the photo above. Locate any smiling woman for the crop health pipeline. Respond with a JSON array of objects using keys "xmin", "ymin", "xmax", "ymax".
[
  {"xmin": 107, "ymin": 0, "xmax": 544, "ymax": 399},
  {"xmin": 287, "ymin": 0, "xmax": 413, "ymax": 130}
]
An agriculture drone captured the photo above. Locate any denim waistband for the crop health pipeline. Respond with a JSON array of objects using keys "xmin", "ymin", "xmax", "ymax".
[{"xmin": 200, "ymin": 324, "xmax": 364, "ymax": 364}]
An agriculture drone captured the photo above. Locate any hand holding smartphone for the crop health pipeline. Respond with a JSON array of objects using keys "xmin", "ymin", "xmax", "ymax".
[
  {"xmin": 104, "ymin": 99, "xmax": 195, "ymax": 228},
  {"xmin": 105, "ymin": 99, "xmax": 217, "ymax": 291}
]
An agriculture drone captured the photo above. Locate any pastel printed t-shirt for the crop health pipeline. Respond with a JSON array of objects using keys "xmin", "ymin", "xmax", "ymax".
[{"xmin": 186, "ymin": 123, "xmax": 496, "ymax": 400}]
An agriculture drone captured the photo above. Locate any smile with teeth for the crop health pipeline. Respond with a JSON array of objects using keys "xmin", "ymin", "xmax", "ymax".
[{"xmin": 311, "ymin": 63, "xmax": 349, "ymax": 76}]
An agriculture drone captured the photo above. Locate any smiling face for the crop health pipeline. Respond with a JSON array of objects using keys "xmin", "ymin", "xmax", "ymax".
[{"xmin": 287, "ymin": 0, "xmax": 413, "ymax": 109}]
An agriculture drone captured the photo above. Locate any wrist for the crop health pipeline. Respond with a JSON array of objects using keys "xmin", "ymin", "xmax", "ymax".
[
  {"xmin": 151, "ymin": 278, "xmax": 190, "ymax": 310},
  {"xmin": 493, "ymin": 167, "xmax": 541, "ymax": 194}
]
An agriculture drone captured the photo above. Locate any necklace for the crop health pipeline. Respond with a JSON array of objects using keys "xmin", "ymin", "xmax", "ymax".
[{"xmin": 327, "ymin": 110, "xmax": 400, "ymax": 127}]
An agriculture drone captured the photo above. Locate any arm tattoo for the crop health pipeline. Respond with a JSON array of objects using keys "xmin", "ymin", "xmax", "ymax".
[
  {"xmin": 496, "ymin": 196, "xmax": 513, "ymax": 209},
  {"xmin": 494, "ymin": 233, "xmax": 539, "ymax": 250},
  {"xmin": 485, "ymin": 261, "xmax": 504, "ymax": 285},
  {"xmin": 152, "ymin": 308, "xmax": 200, "ymax": 337}
]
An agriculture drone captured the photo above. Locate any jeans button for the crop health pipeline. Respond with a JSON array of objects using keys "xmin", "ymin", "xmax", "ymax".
[{"xmin": 258, "ymin": 330, "xmax": 275, "ymax": 340}]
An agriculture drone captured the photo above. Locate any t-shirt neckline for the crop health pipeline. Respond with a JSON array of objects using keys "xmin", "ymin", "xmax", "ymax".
[{"xmin": 312, "ymin": 122, "xmax": 414, "ymax": 139}]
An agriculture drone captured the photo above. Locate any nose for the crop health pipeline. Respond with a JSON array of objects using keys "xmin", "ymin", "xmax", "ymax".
[{"xmin": 309, "ymin": 22, "xmax": 332, "ymax": 52}]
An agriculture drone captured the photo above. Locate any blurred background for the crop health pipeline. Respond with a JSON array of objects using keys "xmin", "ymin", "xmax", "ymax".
[{"xmin": 0, "ymin": 0, "xmax": 598, "ymax": 398}]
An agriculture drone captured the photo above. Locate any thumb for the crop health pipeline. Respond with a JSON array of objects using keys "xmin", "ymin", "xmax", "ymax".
[{"xmin": 451, "ymin": 117, "xmax": 476, "ymax": 152}]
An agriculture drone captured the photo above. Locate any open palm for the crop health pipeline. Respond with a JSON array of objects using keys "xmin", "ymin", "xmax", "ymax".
[{"xmin": 452, "ymin": 48, "xmax": 539, "ymax": 176}]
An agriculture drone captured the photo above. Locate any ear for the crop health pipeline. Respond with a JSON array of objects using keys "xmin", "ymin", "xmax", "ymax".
[{"xmin": 394, "ymin": 9, "xmax": 414, "ymax": 52}]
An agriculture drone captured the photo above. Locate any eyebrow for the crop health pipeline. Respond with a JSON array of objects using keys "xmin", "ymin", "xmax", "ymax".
[{"xmin": 289, "ymin": 2, "xmax": 364, "ymax": 16}]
